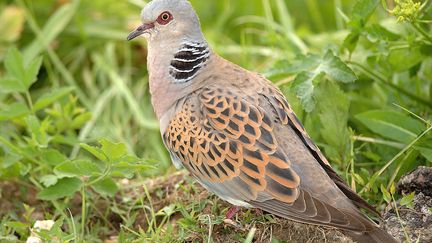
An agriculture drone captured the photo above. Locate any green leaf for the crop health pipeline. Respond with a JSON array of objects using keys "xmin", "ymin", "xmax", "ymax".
[
  {"xmin": 319, "ymin": 51, "xmax": 357, "ymax": 83},
  {"xmin": 4, "ymin": 48, "xmax": 26, "ymax": 84},
  {"xmin": 400, "ymin": 192, "xmax": 415, "ymax": 208},
  {"xmin": 100, "ymin": 139, "xmax": 127, "ymax": 161},
  {"xmin": 34, "ymin": 87, "xmax": 75, "ymax": 111},
  {"xmin": 55, "ymin": 159, "xmax": 103, "ymax": 178},
  {"xmin": 71, "ymin": 112, "xmax": 92, "ymax": 129},
  {"xmin": 356, "ymin": 110, "xmax": 425, "ymax": 143},
  {"xmin": 287, "ymin": 51, "xmax": 356, "ymax": 112},
  {"xmin": 24, "ymin": 1, "xmax": 79, "ymax": 61},
  {"xmin": 351, "ymin": 0, "xmax": 380, "ymax": 23},
  {"xmin": 91, "ymin": 178, "xmax": 118, "ymax": 197},
  {"xmin": 417, "ymin": 147, "xmax": 432, "ymax": 162},
  {"xmin": 25, "ymin": 115, "xmax": 49, "ymax": 147},
  {"xmin": 40, "ymin": 174, "xmax": 58, "ymax": 187},
  {"xmin": 41, "ymin": 149, "xmax": 68, "ymax": 166},
  {"xmin": 316, "ymin": 81, "xmax": 351, "ymax": 163},
  {"xmin": 2, "ymin": 48, "xmax": 42, "ymax": 91},
  {"xmin": 23, "ymin": 56, "xmax": 43, "ymax": 89},
  {"xmin": 388, "ymin": 46, "xmax": 425, "ymax": 72},
  {"xmin": 0, "ymin": 78, "xmax": 25, "ymax": 93},
  {"xmin": 37, "ymin": 177, "xmax": 82, "ymax": 200},
  {"xmin": 390, "ymin": 182, "xmax": 396, "ymax": 195},
  {"xmin": 80, "ymin": 143, "xmax": 106, "ymax": 161},
  {"xmin": 291, "ymin": 71, "xmax": 322, "ymax": 112},
  {"xmin": 343, "ymin": 0, "xmax": 380, "ymax": 52},
  {"xmin": 264, "ymin": 55, "xmax": 321, "ymax": 78},
  {"xmin": 0, "ymin": 102, "xmax": 30, "ymax": 121},
  {"xmin": 366, "ymin": 24, "xmax": 400, "ymax": 42},
  {"xmin": 381, "ymin": 184, "xmax": 391, "ymax": 203}
]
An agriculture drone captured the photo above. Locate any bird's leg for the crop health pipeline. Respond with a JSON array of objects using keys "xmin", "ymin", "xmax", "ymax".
[
  {"xmin": 225, "ymin": 206, "xmax": 240, "ymax": 219},
  {"xmin": 253, "ymin": 208, "xmax": 263, "ymax": 216}
]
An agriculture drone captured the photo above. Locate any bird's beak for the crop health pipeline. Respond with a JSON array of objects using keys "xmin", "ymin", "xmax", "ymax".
[{"xmin": 127, "ymin": 22, "xmax": 155, "ymax": 41}]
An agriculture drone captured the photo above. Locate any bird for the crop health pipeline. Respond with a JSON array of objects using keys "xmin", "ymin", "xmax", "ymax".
[{"xmin": 127, "ymin": 0, "xmax": 398, "ymax": 242}]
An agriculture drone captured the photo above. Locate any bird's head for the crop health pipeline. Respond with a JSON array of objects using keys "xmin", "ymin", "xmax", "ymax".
[{"xmin": 127, "ymin": 0, "xmax": 204, "ymax": 42}]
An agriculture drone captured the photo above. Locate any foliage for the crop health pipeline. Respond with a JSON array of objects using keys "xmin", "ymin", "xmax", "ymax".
[{"xmin": 0, "ymin": 0, "xmax": 431, "ymax": 241}]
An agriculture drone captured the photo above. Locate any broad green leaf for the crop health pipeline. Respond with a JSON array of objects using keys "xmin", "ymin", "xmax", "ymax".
[
  {"xmin": 37, "ymin": 177, "xmax": 82, "ymax": 200},
  {"xmin": 20, "ymin": 163, "xmax": 31, "ymax": 176},
  {"xmin": 4, "ymin": 48, "xmax": 25, "ymax": 84},
  {"xmin": 0, "ymin": 102, "xmax": 30, "ymax": 121},
  {"xmin": 316, "ymin": 81, "xmax": 351, "ymax": 163},
  {"xmin": 388, "ymin": 46, "xmax": 425, "ymax": 71},
  {"xmin": 264, "ymin": 55, "xmax": 321, "ymax": 78},
  {"xmin": 34, "ymin": 87, "xmax": 75, "ymax": 111},
  {"xmin": 23, "ymin": 56, "xmax": 43, "ymax": 89},
  {"xmin": 1, "ymin": 152, "xmax": 22, "ymax": 168},
  {"xmin": 0, "ymin": 78, "xmax": 25, "ymax": 93},
  {"xmin": 40, "ymin": 174, "xmax": 58, "ymax": 187},
  {"xmin": 3, "ymin": 48, "xmax": 42, "ymax": 91},
  {"xmin": 284, "ymin": 51, "xmax": 355, "ymax": 112},
  {"xmin": 91, "ymin": 178, "xmax": 118, "ymax": 197},
  {"xmin": 25, "ymin": 115, "xmax": 49, "ymax": 147},
  {"xmin": 80, "ymin": 143, "xmax": 106, "ymax": 161},
  {"xmin": 291, "ymin": 71, "xmax": 322, "ymax": 112},
  {"xmin": 415, "ymin": 145, "xmax": 432, "ymax": 162},
  {"xmin": 366, "ymin": 24, "xmax": 400, "ymax": 42},
  {"xmin": 319, "ymin": 51, "xmax": 357, "ymax": 83},
  {"xmin": 112, "ymin": 160, "xmax": 154, "ymax": 178},
  {"xmin": 400, "ymin": 192, "xmax": 415, "ymax": 208},
  {"xmin": 41, "ymin": 149, "xmax": 68, "ymax": 166},
  {"xmin": 420, "ymin": 148, "xmax": 432, "ymax": 161},
  {"xmin": 356, "ymin": 110, "xmax": 425, "ymax": 143},
  {"xmin": 55, "ymin": 159, "xmax": 103, "ymax": 177},
  {"xmin": 351, "ymin": 0, "xmax": 380, "ymax": 23},
  {"xmin": 100, "ymin": 139, "xmax": 127, "ymax": 161},
  {"xmin": 343, "ymin": 0, "xmax": 379, "ymax": 52}
]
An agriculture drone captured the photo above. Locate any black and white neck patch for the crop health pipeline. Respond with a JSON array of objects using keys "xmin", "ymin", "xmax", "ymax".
[{"xmin": 169, "ymin": 42, "xmax": 210, "ymax": 83}]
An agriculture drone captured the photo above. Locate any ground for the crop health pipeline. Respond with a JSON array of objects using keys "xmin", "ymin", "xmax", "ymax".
[{"xmin": 1, "ymin": 167, "xmax": 432, "ymax": 242}]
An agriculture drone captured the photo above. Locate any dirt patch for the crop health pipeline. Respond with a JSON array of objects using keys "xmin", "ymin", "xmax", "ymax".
[
  {"xmin": 397, "ymin": 166, "xmax": 432, "ymax": 197},
  {"xmin": 384, "ymin": 166, "xmax": 432, "ymax": 243}
]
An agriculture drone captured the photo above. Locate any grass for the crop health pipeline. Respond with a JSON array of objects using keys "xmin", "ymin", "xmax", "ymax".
[{"xmin": 0, "ymin": 0, "xmax": 432, "ymax": 242}]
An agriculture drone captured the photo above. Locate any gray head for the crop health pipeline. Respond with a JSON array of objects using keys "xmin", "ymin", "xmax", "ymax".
[{"xmin": 127, "ymin": 0, "xmax": 204, "ymax": 42}]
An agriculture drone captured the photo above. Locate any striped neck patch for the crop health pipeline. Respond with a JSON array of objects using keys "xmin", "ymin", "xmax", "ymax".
[{"xmin": 169, "ymin": 42, "xmax": 210, "ymax": 83}]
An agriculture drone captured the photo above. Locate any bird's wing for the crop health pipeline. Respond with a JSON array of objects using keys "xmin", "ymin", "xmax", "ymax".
[
  {"xmin": 261, "ymin": 86, "xmax": 380, "ymax": 216},
  {"xmin": 163, "ymin": 83, "xmax": 373, "ymax": 232}
]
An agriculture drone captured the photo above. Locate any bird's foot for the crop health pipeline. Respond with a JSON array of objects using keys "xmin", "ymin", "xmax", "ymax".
[
  {"xmin": 252, "ymin": 208, "xmax": 263, "ymax": 216},
  {"xmin": 225, "ymin": 206, "xmax": 240, "ymax": 220}
]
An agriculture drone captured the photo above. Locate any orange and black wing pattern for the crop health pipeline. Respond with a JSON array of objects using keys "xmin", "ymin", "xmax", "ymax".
[
  {"xmin": 163, "ymin": 84, "xmax": 377, "ymax": 232},
  {"xmin": 163, "ymin": 86, "xmax": 301, "ymax": 204}
]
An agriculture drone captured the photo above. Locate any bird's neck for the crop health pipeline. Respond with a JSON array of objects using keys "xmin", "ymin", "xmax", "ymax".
[{"xmin": 147, "ymin": 38, "xmax": 212, "ymax": 120}]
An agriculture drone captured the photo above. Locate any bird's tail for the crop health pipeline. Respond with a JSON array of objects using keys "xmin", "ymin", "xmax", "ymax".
[{"xmin": 343, "ymin": 227, "xmax": 399, "ymax": 243}]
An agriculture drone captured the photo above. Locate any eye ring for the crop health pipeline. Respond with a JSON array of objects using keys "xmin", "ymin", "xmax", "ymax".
[
  {"xmin": 161, "ymin": 13, "xmax": 170, "ymax": 21},
  {"xmin": 157, "ymin": 11, "xmax": 173, "ymax": 25}
]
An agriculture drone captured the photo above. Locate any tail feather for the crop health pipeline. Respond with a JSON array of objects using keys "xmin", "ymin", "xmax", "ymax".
[{"xmin": 344, "ymin": 227, "xmax": 399, "ymax": 243}]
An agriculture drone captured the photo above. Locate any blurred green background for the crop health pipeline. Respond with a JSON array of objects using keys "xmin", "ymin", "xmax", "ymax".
[{"xmin": 1, "ymin": 0, "xmax": 431, "ymax": 241}]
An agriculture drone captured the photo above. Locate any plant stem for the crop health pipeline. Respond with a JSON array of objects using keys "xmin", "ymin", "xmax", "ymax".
[
  {"xmin": 81, "ymin": 186, "xmax": 86, "ymax": 241},
  {"xmin": 360, "ymin": 125, "xmax": 432, "ymax": 194},
  {"xmin": 412, "ymin": 22, "xmax": 432, "ymax": 43},
  {"xmin": 25, "ymin": 91, "xmax": 34, "ymax": 112},
  {"xmin": 349, "ymin": 61, "xmax": 432, "ymax": 109}
]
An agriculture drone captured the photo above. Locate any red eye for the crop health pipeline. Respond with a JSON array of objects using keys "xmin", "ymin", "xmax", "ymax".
[{"xmin": 157, "ymin": 11, "xmax": 173, "ymax": 25}]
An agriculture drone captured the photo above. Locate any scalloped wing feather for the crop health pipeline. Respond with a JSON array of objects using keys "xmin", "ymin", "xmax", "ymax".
[{"xmin": 163, "ymin": 81, "xmax": 378, "ymax": 233}]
